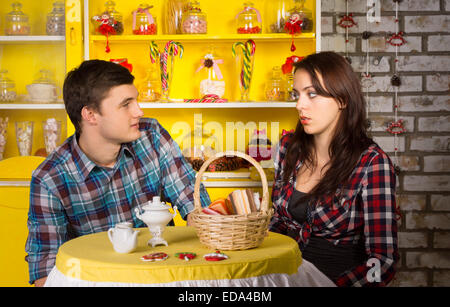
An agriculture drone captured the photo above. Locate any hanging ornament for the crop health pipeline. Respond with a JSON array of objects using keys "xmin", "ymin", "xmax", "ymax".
[
  {"xmin": 93, "ymin": 13, "xmax": 117, "ymax": 53},
  {"xmin": 337, "ymin": 13, "xmax": 357, "ymax": 28},
  {"xmin": 285, "ymin": 12, "xmax": 303, "ymax": 52},
  {"xmin": 387, "ymin": 119, "xmax": 407, "ymax": 135},
  {"xmin": 387, "ymin": 31, "xmax": 407, "ymax": 47},
  {"xmin": 362, "ymin": 31, "xmax": 373, "ymax": 40},
  {"xmin": 361, "ymin": 73, "xmax": 375, "ymax": 88},
  {"xmin": 394, "ymin": 164, "xmax": 401, "ymax": 176},
  {"xmin": 391, "ymin": 74, "xmax": 401, "ymax": 86}
]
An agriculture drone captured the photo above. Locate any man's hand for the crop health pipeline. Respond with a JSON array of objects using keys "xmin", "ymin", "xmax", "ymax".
[{"xmin": 34, "ymin": 277, "xmax": 47, "ymax": 287}]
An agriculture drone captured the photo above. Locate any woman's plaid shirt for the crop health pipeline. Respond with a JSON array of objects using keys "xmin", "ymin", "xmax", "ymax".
[
  {"xmin": 25, "ymin": 118, "xmax": 210, "ymax": 284},
  {"xmin": 269, "ymin": 134, "xmax": 399, "ymax": 287}
]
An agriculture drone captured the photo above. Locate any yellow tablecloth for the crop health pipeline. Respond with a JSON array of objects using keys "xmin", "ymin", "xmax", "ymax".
[{"xmin": 55, "ymin": 226, "xmax": 302, "ymax": 285}]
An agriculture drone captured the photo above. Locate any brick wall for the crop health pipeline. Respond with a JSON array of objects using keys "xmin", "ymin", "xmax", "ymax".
[{"xmin": 320, "ymin": 0, "xmax": 449, "ymax": 286}]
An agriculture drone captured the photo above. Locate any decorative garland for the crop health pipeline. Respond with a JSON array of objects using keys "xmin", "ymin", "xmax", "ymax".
[
  {"xmin": 337, "ymin": 0, "xmax": 357, "ymax": 63},
  {"xmin": 387, "ymin": 0, "xmax": 406, "ymax": 177}
]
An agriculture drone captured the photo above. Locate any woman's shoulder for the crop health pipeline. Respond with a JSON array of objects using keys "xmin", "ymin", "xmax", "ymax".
[{"xmin": 359, "ymin": 142, "xmax": 394, "ymax": 169}]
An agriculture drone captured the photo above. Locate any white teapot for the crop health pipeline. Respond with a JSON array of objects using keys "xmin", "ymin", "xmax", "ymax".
[
  {"xmin": 107, "ymin": 222, "xmax": 139, "ymax": 253},
  {"xmin": 135, "ymin": 196, "xmax": 177, "ymax": 247}
]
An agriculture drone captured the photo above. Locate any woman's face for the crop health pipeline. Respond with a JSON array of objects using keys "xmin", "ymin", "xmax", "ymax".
[{"xmin": 293, "ymin": 69, "xmax": 342, "ymax": 141}]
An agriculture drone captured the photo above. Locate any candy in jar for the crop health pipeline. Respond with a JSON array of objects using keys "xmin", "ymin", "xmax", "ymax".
[
  {"xmin": 236, "ymin": 1, "xmax": 262, "ymax": 34},
  {"xmin": 181, "ymin": 1, "xmax": 207, "ymax": 34},
  {"xmin": 46, "ymin": 1, "xmax": 65, "ymax": 35},
  {"xmin": 0, "ymin": 70, "xmax": 17, "ymax": 102},
  {"xmin": 5, "ymin": 2, "xmax": 30, "ymax": 35},
  {"xmin": 197, "ymin": 51, "xmax": 225, "ymax": 98},
  {"xmin": 265, "ymin": 66, "xmax": 286, "ymax": 102},
  {"xmin": 132, "ymin": 3, "xmax": 157, "ymax": 35}
]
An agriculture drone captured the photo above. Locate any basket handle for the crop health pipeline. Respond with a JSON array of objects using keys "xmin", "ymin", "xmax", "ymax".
[{"xmin": 193, "ymin": 151, "xmax": 270, "ymax": 213}]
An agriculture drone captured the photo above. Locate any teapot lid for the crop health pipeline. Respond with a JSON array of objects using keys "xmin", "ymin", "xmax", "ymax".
[{"xmin": 142, "ymin": 196, "xmax": 172, "ymax": 211}]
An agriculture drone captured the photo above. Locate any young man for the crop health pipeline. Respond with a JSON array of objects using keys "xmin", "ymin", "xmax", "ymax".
[{"xmin": 25, "ymin": 60, "xmax": 211, "ymax": 286}]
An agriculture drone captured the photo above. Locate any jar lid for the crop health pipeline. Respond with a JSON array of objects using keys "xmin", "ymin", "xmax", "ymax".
[
  {"xmin": 32, "ymin": 69, "xmax": 55, "ymax": 84},
  {"xmin": 0, "ymin": 70, "xmax": 15, "ymax": 86},
  {"xmin": 8, "ymin": 2, "xmax": 27, "ymax": 16},
  {"xmin": 142, "ymin": 196, "xmax": 172, "ymax": 211}
]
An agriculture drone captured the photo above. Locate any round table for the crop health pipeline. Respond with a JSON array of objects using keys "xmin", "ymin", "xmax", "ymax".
[{"xmin": 46, "ymin": 226, "xmax": 335, "ymax": 287}]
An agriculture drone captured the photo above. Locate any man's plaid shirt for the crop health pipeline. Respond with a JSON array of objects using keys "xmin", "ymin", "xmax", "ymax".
[
  {"xmin": 25, "ymin": 118, "xmax": 210, "ymax": 284},
  {"xmin": 269, "ymin": 133, "xmax": 399, "ymax": 287}
]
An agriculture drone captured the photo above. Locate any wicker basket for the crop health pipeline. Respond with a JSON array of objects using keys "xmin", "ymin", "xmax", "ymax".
[{"xmin": 192, "ymin": 151, "xmax": 273, "ymax": 250}]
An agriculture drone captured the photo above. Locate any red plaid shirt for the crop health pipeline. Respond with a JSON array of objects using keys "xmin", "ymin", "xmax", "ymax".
[{"xmin": 269, "ymin": 134, "xmax": 399, "ymax": 287}]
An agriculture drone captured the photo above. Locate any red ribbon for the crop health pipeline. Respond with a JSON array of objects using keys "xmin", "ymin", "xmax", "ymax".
[{"xmin": 281, "ymin": 56, "xmax": 303, "ymax": 74}]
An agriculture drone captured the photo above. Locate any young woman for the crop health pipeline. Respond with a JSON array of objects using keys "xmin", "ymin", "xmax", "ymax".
[{"xmin": 270, "ymin": 52, "xmax": 399, "ymax": 287}]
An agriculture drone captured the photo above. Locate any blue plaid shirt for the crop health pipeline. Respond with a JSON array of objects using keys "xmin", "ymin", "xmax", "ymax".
[{"xmin": 25, "ymin": 118, "xmax": 210, "ymax": 284}]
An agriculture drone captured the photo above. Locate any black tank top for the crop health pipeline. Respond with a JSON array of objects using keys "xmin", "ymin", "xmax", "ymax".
[{"xmin": 288, "ymin": 189, "xmax": 367, "ymax": 281}]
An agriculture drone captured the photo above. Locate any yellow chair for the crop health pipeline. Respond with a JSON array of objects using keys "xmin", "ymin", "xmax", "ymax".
[{"xmin": 0, "ymin": 156, "xmax": 45, "ymax": 287}]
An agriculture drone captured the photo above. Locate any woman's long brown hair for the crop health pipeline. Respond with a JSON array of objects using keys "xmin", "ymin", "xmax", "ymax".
[{"xmin": 283, "ymin": 52, "xmax": 373, "ymax": 202}]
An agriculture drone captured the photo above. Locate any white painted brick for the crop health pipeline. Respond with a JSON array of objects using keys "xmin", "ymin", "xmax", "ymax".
[
  {"xmin": 350, "ymin": 55, "xmax": 390, "ymax": 73},
  {"xmin": 426, "ymin": 74, "xmax": 449, "ymax": 92},
  {"xmin": 389, "ymin": 271, "xmax": 428, "ymax": 287},
  {"xmin": 405, "ymin": 15, "xmax": 450, "ymax": 33},
  {"xmin": 428, "ymin": 35, "xmax": 450, "ymax": 52},
  {"xmin": 373, "ymin": 136, "xmax": 405, "ymax": 153},
  {"xmin": 398, "ymin": 155, "xmax": 421, "ymax": 172},
  {"xmin": 362, "ymin": 36, "xmax": 422, "ymax": 53},
  {"xmin": 367, "ymin": 96, "xmax": 393, "ymax": 112},
  {"xmin": 398, "ymin": 56, "xmax": 450, "ymax": 72},
  {"xmin": 337, "ymin": 16, "xmax": 397, "ymax": 34},
  {"xmin": 322, "ymin": 0, "xmax": 368, "ymax": 13},
  {"xmin": 369, "ymin": 115, "xmax": 414, "ymax": 132},
  {"xmin": 406, "ymin": 212, "xmax": 450, "ymax": 230},
  {"xmin": 321, "ymin": 34, "xmax": 357, "ymax": 53},
  {"xmin": 447, "ymin": 0, "xmax": 450, "ymax": 11},
  {"xmin": 433, "ymin": 232, "xmax": 450, "ymax": 248},
  {"xmin": 406, "ymin": 252, "xmax": 450, "ymax": 269},
  {"xmin": 398, "ymin": 96, "xmax": 450, "ymax": 112},
  {"xmin": 431, "ymin": 195, "xmax": 450, "ymax": 211},
  {"xmin": 382, "ymin": 0, "xmax": 440, "ymax": 11},
  {"xmin": 404, "ymin": 175, "xmax": 450, "ymax": 192},
  {"xmin": 419, "ymin": 116, "xmax": 450, "ymax": 132},
  {"xmin": 424, "ymin": 155, "xmax": 450, "ymax": 172},
  {"xmin": 398, "ymin": 232, "xmax": 428, "ymax": 248},
  {"xmin": 434, "ymin": 271, "xmax": 450, "ymax": 287},
  {"xmin": 369, "ymin": 75, "xmax": 422, "ymax": 93},
  {"xmin": 397, "ymin": 194, "xmax": 427, "ymax": 211},
  {"xmin": 321, "ymin": 16, "xmax": 333, "ymax": 33},
  {"xmin": 410, "ymin": 136, "xmax": 450, "ymax": 152}
]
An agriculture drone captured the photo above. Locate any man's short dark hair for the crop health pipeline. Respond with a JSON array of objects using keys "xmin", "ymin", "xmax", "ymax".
[{"xmin": 63, "ymin": 59, "xmax": 135, "ymax": 135}]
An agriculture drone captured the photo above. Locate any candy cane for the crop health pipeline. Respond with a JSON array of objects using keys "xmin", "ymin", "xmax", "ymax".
[
  {"xmin": 160, "ymin": 41, "xmax": 184, "ymax": 95},
  {"xmin": 149, "ymin": 41, "xmax": 160, "ymax": 64},
  {"xmin": 232, "ymin": 40, "xmax": 255, "ymax": 91}
]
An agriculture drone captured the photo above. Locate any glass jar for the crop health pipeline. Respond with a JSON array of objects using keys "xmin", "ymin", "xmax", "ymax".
[
  {"xmin": 93, "ymin": 0, "xmax": 124, "ymax": 35},
  {"xmin": 198, "ymin": 48, "xmax": 226, "ymax": 98},
  {"xmin": 285, "ymin": 72, "xmax": 297, "ymax": 102},
  {"xmin": 0, "ymin": 117, "xmax": 8, "ymax": 161},
  {"xmin": 165, "ymin": 0, "xmax": 188, "ymax": 34},
  {"xmin": 27, "ymin": 70, "xmax": 60, "ymax": 103},
  {"xmin": 15, "ymin": 121, "xmax": 34, "ymax": 156},
  {"xmin": 265, "ymin": 66, "xmax": 286, "ymax": 102},
  {"xmin": 42, "ymin": 118, "xmax": 62, "ymax": 155},
  {"xmin": 267, "ymin": 0, "xmax": 313, "ymax": 33},
  {"xmin": 139, "ymin": 68, "xmax": 161, "ymax": 102},
  {"xmin": 0, "ymin": 70, "xmax": 17, "ymax": 102},
  {"xmin": 46, "ymin": 1, "xmax": 65, "ymax": 35},
  {"xmin": 132, "ymin": 3, "xmax": 157, "ymax": 35},
  {"xmin": 5, "ymin": 2, "xmax": 30, "ymax": 35},
  {"xmin": 181, "ymin": 1, "xmax": 207, "ymax": 34},
  {"xmin": 236, "ymin": 2, "xmax": 261, "ymax": 34}
]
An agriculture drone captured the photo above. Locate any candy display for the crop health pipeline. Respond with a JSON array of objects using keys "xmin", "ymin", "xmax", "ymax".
[
  {"xmin": 0, "ymin": 70, "xmax": 17, "ymax": 102},
  {"xmin": 42, "ymin": 118, "xmax": 61, "ymax": 155},
  {"xmin": 0, "ymin": 118, "xmax": 8, "ymax": 161},
  {"xmin": 181, "ymin": 1, "xmax": 207, "ymax": 34},
  {"xmin": 139, "ymin": 68, "xmax": 161, "ymax": 102},
  {"xmin": 5, "ymin": 2, "xmax": 30, "ymax": 35},
  {"xmin": 93, "ymin": 1, "xmax": 123, "ymax": 52},
  {"xmin": 159, "ymin": 40, "xmax": 184, "ymax": 102},
  {"xmin": 236, "ymin": 2, "xmax": 262, "ymax": 34},
  {"xmin": 196, "ymin": 51, "xmax": 225, "ymax": 98},
  {"xmin": 46, "ymin": 1, "xmax": 65, "ymax": 35},
  {"xmin": 232, "ymin": 40, "xmax": 256, "ymax": 102},
  {"xmin": 132, "ymin": 4, "xmax": 157, "ymax": 35},
  {"xmin": 15, "ymin": 121, "xmax": 33, "ymax": 156}
]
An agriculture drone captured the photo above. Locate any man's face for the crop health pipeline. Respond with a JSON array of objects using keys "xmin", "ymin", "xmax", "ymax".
[{"xmin": 95, "ymin": 84, "xmax": 144, "ymax": 145}]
